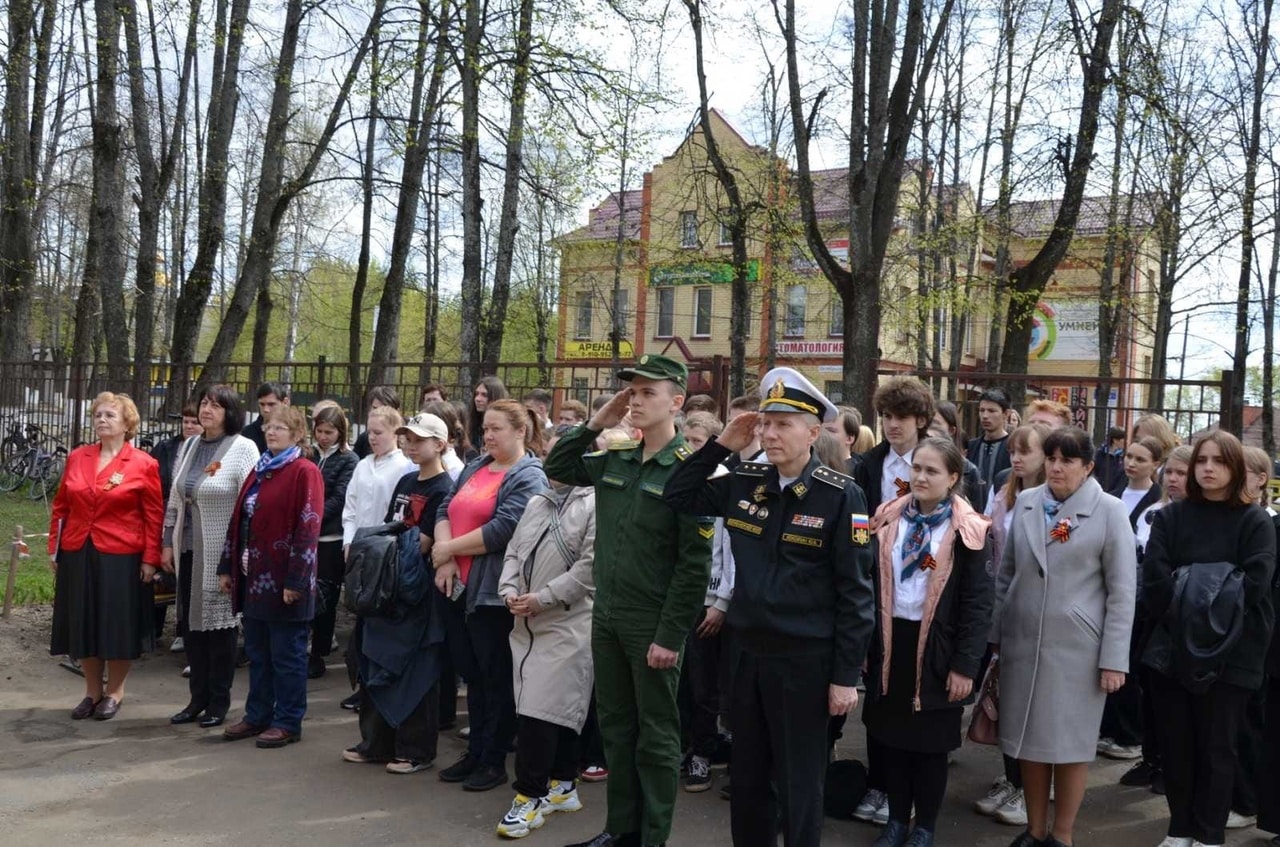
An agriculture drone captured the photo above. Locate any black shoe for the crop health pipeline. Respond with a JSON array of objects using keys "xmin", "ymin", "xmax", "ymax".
[
  {"xmin": 438, "ymin": 753, "xmax": 480, "ymax": 783},
  {"xmin": 462, "ymin": 763, "xmax": 508, "ymax": 792},
  {"xmin": 198, "ymin": 713, "xmax": 225, "ymax": 728},
  {"xmin": 1119, "ymin": 760, "xmax": 1155, "ymax": 786},
  {"xmin": 339, "ymin": 691, "xmax": 361, "ymax": 711},
  {"xmin": 170, "ymin": 704, "xmax": 205, "ymax": 724},
  {"xmin": 307, "ymin": 655, "xmax": 326, "ymax": 679},
  {"xmin": 872, "ymin": 820, "xmax": 909, "ymax": 847},
  {"xmin": 236, "ymin": 646, "xmax": 249, "ymax": 668},
  {"xmin": 1149, "ymin": 768, "xmax": 1166, "ymax": 796},
  {"xmin": 563, "ymin": 834, "xmax": 639, "ymax": 847},
  {"xmin": 719, "ymin": 780, "xmax": 731, "ymax": 800},
  {"xmin": 1007, "ymin": 833, "xmax": 1039, "ymax": 847}
]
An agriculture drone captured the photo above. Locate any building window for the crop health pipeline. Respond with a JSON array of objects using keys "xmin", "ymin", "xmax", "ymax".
[
  {"xmin": 571, "ymin": 377, "xmax": 589, "ymax": 404},
  {"xmin": 693, "ymin": 287, "xmax": 713, "ymax": 338},
  {"xmin": 575, "ymin": 292, "xmax": 592, "ymax": 339},
  {"xmin": 718, "ymin": 220, "xmax": 732, "ymax": 246},
  {"xmin": 825, "ymin": 380, "xmax": 844, "ymax": 404},
  {"xmin": 610, "ymin": 288, "xmax": 630, "ymax": 337},
  {"xmin": 937, "ymin": 304, "xmax": 950, "ymax": 351},
  {"xmin": 828, "ymin": 297, "xmax": 843, "ymax": 337},
  {"xmin": 785, "ymin": 284, "xmax": 807, "ymax": 337},
  {"xmin": 656, "ymin": 287, "xmax": 675, "ymax": 338},
  {"xmin": 680, "ymin": 211, "xmax": 699, "ymax": 248}
]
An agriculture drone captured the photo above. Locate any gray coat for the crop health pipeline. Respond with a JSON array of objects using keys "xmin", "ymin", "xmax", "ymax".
[{"xmin": 991, "ymin": 478, "xmax": 1136, "ymax": 763}]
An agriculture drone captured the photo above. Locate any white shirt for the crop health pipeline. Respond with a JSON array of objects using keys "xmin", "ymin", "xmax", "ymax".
[
  {"xmin": 341, "ymin": 449, "xmax": 416, "ymax": 546},
  {"xmin": 892, "ymin": 514, "xmax": 949, "ymax": 621},
  {"xmin": 443, "ymin": 447, "xmax": 464, "ymax": 481},
  {"xmin": 881, "ymin": 448, "xmax": 914, "ymax": 506},
  {"xmin": 1120, "ymin": 486, "xmax": 1149, "ymax": 517}
]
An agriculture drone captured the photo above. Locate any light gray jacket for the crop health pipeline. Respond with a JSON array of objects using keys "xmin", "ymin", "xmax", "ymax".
[{"xmin": 991, "ymin": 478, "xmax": 1136, "ymax": 763}]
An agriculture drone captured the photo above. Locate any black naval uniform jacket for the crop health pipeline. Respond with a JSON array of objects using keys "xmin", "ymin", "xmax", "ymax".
[{"xmin": 664, "ymin": 442, "xmax": 876, "ymax": 687}]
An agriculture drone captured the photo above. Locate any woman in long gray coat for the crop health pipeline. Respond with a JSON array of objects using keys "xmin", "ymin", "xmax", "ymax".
[
  {"xmin": 991, "ymin": 427, "xmax": 1136, "ymax": 847},
  {"xmin": 494, "ymin": 483, "xmax": 595, "ymax": 839}
]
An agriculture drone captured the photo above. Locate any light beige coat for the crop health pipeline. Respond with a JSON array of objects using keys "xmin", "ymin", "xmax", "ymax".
[{"xmin": 499, "ymin": 486, "xmax": 596, "ymax": 732}]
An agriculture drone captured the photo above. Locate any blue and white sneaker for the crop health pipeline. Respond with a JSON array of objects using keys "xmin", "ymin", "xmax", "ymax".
[{"xmin": 496, "ymin": 794, "xmax": 546, "ymax": 839}]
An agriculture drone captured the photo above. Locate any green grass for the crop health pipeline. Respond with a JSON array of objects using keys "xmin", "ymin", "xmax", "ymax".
[{"xmin": 0, "ymin": 493, "xmax": 56, "ymax": 605}]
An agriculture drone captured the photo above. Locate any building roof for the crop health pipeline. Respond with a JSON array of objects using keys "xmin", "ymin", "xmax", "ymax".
[
  {"xmin": 987, "ymin": 194, "xmax": 1157, "ymax": 238},
  {"xmin": 561, "ymin": 190, "xmax": 644, "ymax": 243}
]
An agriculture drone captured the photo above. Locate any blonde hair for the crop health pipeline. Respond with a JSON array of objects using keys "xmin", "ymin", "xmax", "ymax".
[
  {"xmin": 683, "ymin": 411, "xmax": 724, "ymax": 439},
  {"xmin": 1244, "ymin": 446, "xmax": 1273, "ymax": 505},
  {"xmin": 367, "ymin": 407, "xmax": 405, "ymax": 432},
  {"xmin": 92, "ymin": 392, "xmax": 141, "ymax": 439},
  {"xmin": 1002, "ymin": 423, "xmax": 1051, "ymax": 508},
  {"xmin": 852, "ymin": 425, "xmax": 877, "ymax": 455},
  {"xmin": 269, "ymin": 406, "xmax": 312, "ymax": 456},
  {"xmin": 1025, "ymin": 399, "xmax": 1070, "ymax": 427},
  {"xmin": 1132, "ymin": 414, "xmax": 1181, "ymax": 456}
]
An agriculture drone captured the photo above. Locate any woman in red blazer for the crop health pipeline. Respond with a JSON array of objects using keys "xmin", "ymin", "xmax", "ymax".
[
  {"xmin": 49, "ymin": 392, "xmax": 164, "ymax": 721},
  {"xmin": 218, "ymin": 406, "xmax": 323, "ymax": 748}
]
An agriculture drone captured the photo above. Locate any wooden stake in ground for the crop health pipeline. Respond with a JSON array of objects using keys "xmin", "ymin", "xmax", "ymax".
[{"xmin": 3, "ymin": 524, "xmax": 24, "ymax": 618}]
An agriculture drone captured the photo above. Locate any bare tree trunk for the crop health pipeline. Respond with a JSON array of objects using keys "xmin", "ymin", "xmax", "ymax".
[
  {"xmin": 371, "ymin": 0, "xmax": 450, "ymax": 385},
  {"xmin": 0, "ymin": 0, "xmax": 38, "ymax": 367},
  {"xmin": 481, "ymin": 0, "xmax": 535, "ymax": 368},
  {"xmin": 457, "ymin": 0, "xmax": 484, "ymax": 391},
  {"xmin": 998, "ymin": 0, "xmax": 1123, "ymax": 405},
  {"xmin": 349, "ymin": 36, "xmax": 380, "ymax": 415},
  {"xmin": 1262, "ymin": 166, "xmax": 1277, "ymax": 455}
]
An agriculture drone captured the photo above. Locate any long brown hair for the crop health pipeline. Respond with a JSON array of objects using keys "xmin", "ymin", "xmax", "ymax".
[
  {"xmin": 1186, "ymin": 430, "xmax": 1251, "ymax": 506},
  {"xmin": 1002, "ymin": 423, "xmax": 1051, "ymax": 509}
]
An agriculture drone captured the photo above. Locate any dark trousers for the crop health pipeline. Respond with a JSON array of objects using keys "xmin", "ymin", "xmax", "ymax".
[
  {"xmin": 579, "ymin": 693, "xmax": 606, "ymax": 768},
  {"xmin": 681, "ymin": 607, "xmax": 722, "ymax": 758},
  {"xmin": 1259, "ymin": 677, "xmax": 1280, "ymax": 834},
  {"xmin": 1101, "ymin": 616, "xmax": 1146, "ymax": 747},
  {"xmin": 310, "ymin": 540, "xmax": 343, "ymax": 658},
  {"xmin": 1150, "ymin": 672, "xmax": 1250, "ymax": 844},
  {"xmin": 358, "ymin": 683, "xmax": 439, "ymax": 764},
  {"xmin": 884, "ymin": 749, "xmax": 948, "ymax": 831},
  {"xmin": 242, "ymin": 616, "xmax": 310, "ymax": 734},
  {"xmin": 513, "ymin": 715, "xmax": 580, "ymax": 798},
  {"xmin": 179, "ymin": 552, "xmax": 236, "ymax": 717},
  {"xmin": 438, "ymin": 658, "xmax": 458, "ymax": 727},
  {"xmin": 1140, "ymin": 666, "xmax": 1163, "ymax": 768},
  {"xmin": 1231, "ymin": 683, "xmax": 1266, "ymax": 815},
  {"xmin": 445, "ymin": 602, "xmax": 515, "ymax": 768},
  {"xmin": 730, "ymin": 648, "xmax": 830, "ymax": 847}
]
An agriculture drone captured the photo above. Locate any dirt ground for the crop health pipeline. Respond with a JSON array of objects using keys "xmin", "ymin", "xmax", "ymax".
[{"xmin": 0, "ymin": 605, "xmax": 1267, "ymax": 846}]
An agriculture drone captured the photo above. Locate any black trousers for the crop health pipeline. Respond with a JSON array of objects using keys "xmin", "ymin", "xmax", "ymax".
[
  {"xmin": 446, "ymin": 602, "xmax": 516, "ymax": 768},
  {"xmin": 179, "ymin": 551, "xmax": 237, "ymax": 716},
  {"xmin": 513, "ymin": 715, "xmax": 580, "ymax": 798},
  {"xmin": 680, "ymin": 607, "xmax": 722, "ymax": 758},
  {"xmin": 883, "ymin": 749, "xmax": 948, "ymax": 831},
  {"xmin": 310, "ymin": 540, "xmax": 344, "ymax": 658},
  {"xmin": 1231, "ymin": 683, "xmax": 1266, "ymax": 815},
  {"xmin": 730, "ymin": 648, "xmax": 830, "ymax": 847},
  {"xmin": 1140, "ymin": 666, "xmax": 1163, "ymax": 768},
  {"xmin": 1101, "ymin": 613, "xmax": 1146, "ymax": 747},
  {"xmin": 1150, "ymin": 672, "xmax": 1250, "ymax": 844},
  {"xmin": 1259, "ymin": 677, "xmax": 1280, "ymax": 834},
  {"xmin": 357, "ymin": 683, "xmax": 439, "ymax": 764}
]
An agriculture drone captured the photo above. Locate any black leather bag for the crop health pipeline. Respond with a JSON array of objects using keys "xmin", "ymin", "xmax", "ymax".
[
  {"xmin": 1167, "ymin": 561, "xmax": 1246, "ymax": 693},
  {"xmin": 344, "ymin": 522, "xmax": 407, "ymax": 617}
]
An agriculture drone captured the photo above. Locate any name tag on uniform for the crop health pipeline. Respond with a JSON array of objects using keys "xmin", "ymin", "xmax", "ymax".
[
  {"xmin": 601, "ymin": 474, "xmax": 630, "ymax": 488},
  {"xmin": 781, "ymin": 532, "xmax": 823, "ymax": 548},
  {"xmin": 727, "ymin": 518, "xmax": 763, "ymax": 536},
  {"xmin": 640, "ymin": 481, "xmax": 665, "ymax": 498}
]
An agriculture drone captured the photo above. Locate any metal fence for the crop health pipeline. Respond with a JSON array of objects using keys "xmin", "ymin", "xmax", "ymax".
[{"xmin": 0, "ymin": 358, "xmax": 1226, "ymax": 450}]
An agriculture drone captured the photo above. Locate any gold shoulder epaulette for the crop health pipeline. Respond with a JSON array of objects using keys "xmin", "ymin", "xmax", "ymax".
[
  {"xmin": 674, "ymin": 444, "xmax": 693, "ymax": 461},
  {"xmin": 608, "ymin": 439, "xmax": 640, "ymax": 451},
  {"xmin": 812, "ymin": 466, "xmax": 853, "ymax": 489},
  {"xmin": 734, "ymin": 462, "xmax": 770, "ymax": 477}
]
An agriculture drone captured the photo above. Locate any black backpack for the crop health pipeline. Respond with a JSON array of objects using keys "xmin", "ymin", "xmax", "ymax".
[{"xmin": 344, "ymin": 522, "xmax": 410, "ymax": 617}]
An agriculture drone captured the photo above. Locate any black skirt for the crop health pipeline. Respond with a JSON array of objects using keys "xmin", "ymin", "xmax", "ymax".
[
  {"xmin": 863, "ymin": 617, "xmax": 963, "ymax": 754},
  {"xmin": 50, "ymin": 540, "xmax": 154, "ymax": 660}
]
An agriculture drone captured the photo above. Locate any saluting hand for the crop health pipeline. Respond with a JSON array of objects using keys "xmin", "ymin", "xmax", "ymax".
[
  {"xmin": 717, "ymin": 411, "xmax": 760, "ymax": 453},
  {"xmin": 589, "ymin": 389, "xmax": 632, "ymax": 431},
  {"xmin": 829, "ymin": 684, "xmax": 858, "ymax": 716}
]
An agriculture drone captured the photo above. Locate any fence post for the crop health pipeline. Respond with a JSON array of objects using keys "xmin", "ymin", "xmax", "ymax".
[
  {"xmin": 317, "ymin": 355, "xmax": 327, "ymax": 400},
  {"xmin": 3, "ymin": 524, "xmax": 22, "ymax": 619},
  {"xmin": 1220, "ymin": 369, "xmax": 1237, "ymax": 435}
]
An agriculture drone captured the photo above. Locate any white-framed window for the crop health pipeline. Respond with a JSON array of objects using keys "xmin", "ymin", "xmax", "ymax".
[
  {"xmin": 656, "ymin": 287, "xmax": 675, "ymax": 338},
  {"xmin": 680, "ymin": 211, "xmax": 699, "ymax": 248},
  {"xmin": 828, "ymin": 297, "xmax": 843, "ymax": 337},
  {"xmin": 575, "ymin": 292, "xmax": 592, "ymax": 339},
  {"xmin": 693, "ymin": 287, "xmax": 713, "ymax": 338},
  {"xmin": 571, "ymin": 377, "xmax": 589, "ymax": 404},
  {"xmin": 718, "ymin": 220, "xmax": 732, "ymax": 246},
  {"xmin": 610, "ymin": 288, "xmax": 630, "ymax": 336},
  {"xmin": 937, "ymin": 304, "xmax": 950, "ymax": 351},
  {"xmin": 825, "ymin": 380, "xmax": 844, "ymax": 404},
  {"xmin": 785, "ymin": 284, "xmax": 807, "ymax": 337}
]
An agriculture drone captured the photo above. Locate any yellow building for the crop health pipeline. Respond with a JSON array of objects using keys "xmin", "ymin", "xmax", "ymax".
[{"xmin": 555, "ymin": 111, "xmax": 1159, "ymax": 421}]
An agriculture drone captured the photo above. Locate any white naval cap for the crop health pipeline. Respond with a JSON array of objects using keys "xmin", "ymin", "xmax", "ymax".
[{"xmin": 757, "ymin": 367, "xmax": 839, "ymax": 423}]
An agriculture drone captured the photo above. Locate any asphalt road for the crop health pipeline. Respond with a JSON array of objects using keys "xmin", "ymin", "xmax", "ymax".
[{"xmin": 0, "ymin": 620, "xmax": 1269, "ymax": 847}]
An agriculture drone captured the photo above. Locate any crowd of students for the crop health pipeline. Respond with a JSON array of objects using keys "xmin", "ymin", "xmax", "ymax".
[{"xmin": 44, "ymin": 370, "xmax": 1280, "ymax": 847}]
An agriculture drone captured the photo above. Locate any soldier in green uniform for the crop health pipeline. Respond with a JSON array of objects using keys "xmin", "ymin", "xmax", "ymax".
[{"xmin": 543, "ymin": 355, "xmax": 712, "ymax": 847}]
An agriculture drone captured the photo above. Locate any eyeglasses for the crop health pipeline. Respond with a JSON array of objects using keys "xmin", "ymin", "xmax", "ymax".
[{"xmin": 264, "ymin": 423, "xmax": 293, "ymax": 433}]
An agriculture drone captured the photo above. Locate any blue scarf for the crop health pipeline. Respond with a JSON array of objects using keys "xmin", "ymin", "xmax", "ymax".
[
  {"xmin": 1042, "ymin": 489, "xmax": 1064, "ymax": 529},
  {"xmin": 244, "ymin": 445, "xmax": 302, "ymax": 518},
  {"xmin": 899, "ymin": 498, "xmax": 952, "ymax": 582}
]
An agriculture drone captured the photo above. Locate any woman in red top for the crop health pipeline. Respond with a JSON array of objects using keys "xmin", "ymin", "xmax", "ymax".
[{"xmin": 49, "ymin": 392, "xmax": 164, "ymax": 721}]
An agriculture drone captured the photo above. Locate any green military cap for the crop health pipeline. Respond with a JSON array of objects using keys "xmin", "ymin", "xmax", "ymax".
[{"xmin": 617, "ymin": 353, "xmax": 687, "ymax": 391}]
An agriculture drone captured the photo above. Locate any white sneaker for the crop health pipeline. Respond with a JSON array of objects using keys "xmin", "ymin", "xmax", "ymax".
[
  {"xmin": 170, "ymin": 637, "xmax": 185, "ymax": 653},
  {"xmin": 853, "ymin": 788, "xmax": 888, "ymax": 823},
  {"xmin": 1155, "ymin": 838, "xmax": 1192, "ymax": 847},
  {"xmin": 1191, "ymin": 842, "xmax": 1222, "ymax": 847},
  {"xmin": 1224, "ymin": 811, "xmax": 1256, "ymax": 829},
  {"xmin": 496, "ymin": 794, "xmax": 546, "ymax": 839},
  {"xmin": 975, "ymin": 777, "xmax": 1016, "ymax": 816},
  {"xmin": 993, "ymin": 789, "xmax": 1027, "ymax": 826},
  {"xmin": 1099, "ymin": 742, "xmax": 1143, "ymax": 760},
  {"xmin": 1096, "ymin": 736, "xmax": 1116, "ymax": 754},
  {"xmin": 872, "ymin": 794, "xmax": 891, "ymax": 826},
  {"xmin": 544, "ymin": 780, "xmax": 582, "ymax": 814}
]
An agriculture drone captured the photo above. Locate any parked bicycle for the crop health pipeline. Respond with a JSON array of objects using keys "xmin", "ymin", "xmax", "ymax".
[
  {"xmin": 0, "ymin": 423, "xmax": 69, "ymax": 501},
  {"xmin": 0, "ymin": 415, "xmax": 33, "ymax": 464}
]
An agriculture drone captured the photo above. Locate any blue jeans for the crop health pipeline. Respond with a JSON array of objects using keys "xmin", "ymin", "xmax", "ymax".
[{"xmin": 242, "ymin": 617, "xmax": 309, "ymax": 734}]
